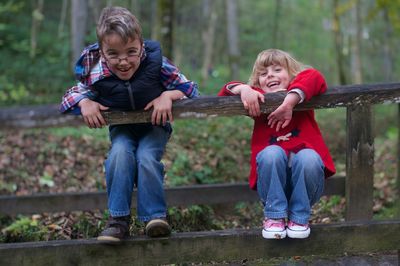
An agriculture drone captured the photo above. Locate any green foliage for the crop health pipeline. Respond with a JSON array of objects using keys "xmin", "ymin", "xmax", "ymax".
[
  {"xmin": 167, "ymin": 205, "xmax": 222, "ymax": 232},
  {"xmin": 71, "ymin": 213, "xmax": 102, "ymax": 239},
  {"xmin": 1, "ymin": 216, "xmax": 48, "ymax": 242},
  {"xmin": 165, "ymin": 117, "xmax": 252, "ymax": 186}
]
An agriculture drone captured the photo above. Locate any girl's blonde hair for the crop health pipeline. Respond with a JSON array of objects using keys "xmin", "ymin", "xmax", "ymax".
[{"xmin": 248, "ymin": 49, "xmax": 309, "ymax": 87}]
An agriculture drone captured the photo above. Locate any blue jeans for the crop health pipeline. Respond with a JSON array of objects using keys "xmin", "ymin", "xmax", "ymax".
[
  {"xmin": 104, "ymin": 124, "xmax": 171, "ymax": 222},
  {"xmin": 256, "ymin": 145, "xmax": 325, "ymax": 224}
]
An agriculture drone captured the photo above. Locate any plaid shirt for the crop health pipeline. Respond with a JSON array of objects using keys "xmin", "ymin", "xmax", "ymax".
[{"xmin": 60, "ymin": 42, "xmax": 199, "ymax": 113}]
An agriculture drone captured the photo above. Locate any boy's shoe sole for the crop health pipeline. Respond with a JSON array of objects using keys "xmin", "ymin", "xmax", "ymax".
[
  {"xmin": 287, "ymin": 227, "xmax": 310, "ymax": 239},
  {"xmin": 97, "ymin": 235, "xmax": 122, "ymax": 243},
  {"xmin": 262, "ymin": 229, "xmax": 287, "ymax": 239},
  {"xmin": 145, "ymin": 219, "xmax": 171, "ymax": 237}
]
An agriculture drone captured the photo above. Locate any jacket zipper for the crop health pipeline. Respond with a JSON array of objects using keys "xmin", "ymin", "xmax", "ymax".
[{"xmin": 125, "ymin": 82, "xmax": 136, "ymax": 110}]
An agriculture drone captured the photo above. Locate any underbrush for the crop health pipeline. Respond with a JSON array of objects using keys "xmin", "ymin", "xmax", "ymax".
[{"xmin": 0, "ymin": 104, "xmax": 398, "ymax": 242}]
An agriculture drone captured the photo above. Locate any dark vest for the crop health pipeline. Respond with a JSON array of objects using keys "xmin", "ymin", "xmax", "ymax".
[{"xmin": 94, "ymin": 40, "xmax": 165, "ymax": 111}]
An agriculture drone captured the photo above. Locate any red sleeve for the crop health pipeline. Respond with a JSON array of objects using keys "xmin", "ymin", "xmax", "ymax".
[
  {"xmin": 217, "ymin": 81, "xmax": 265, "ymax": 96},
  {"xmin": 217, "ymin": 81, "xmax": 244, "ymax": 96},
  {"xmin": 288, "ymin": 69, "xmax": 327, "ymax": 101}
]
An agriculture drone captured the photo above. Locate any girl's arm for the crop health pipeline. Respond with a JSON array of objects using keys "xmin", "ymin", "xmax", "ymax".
[
  {"xmin": 218, "ymin": 82, "xmax": 265, "ymax": 117},
  {"xmin": 288, "ymin": 68, "xmax": 327, "ymax": 101}
]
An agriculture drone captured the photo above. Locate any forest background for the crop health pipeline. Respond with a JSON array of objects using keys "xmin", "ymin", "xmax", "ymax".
[{"xmin": 0, "ymin": 0, "xmax": 399, "ymax": 243}]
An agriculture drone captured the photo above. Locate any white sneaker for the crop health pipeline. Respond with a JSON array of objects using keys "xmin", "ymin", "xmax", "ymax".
[
  {"xmin": 287, "ymin": 220, "xmax": 310, "ymax": 239},
  {"xmin": 262, "ymin": 218, "xmax": 286, "ymax": 239}
]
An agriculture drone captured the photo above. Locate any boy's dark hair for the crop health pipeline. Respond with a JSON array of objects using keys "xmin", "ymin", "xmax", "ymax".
[{"xmin": 96, "ymin": 6, "xmax": 143, "ymax": 47}]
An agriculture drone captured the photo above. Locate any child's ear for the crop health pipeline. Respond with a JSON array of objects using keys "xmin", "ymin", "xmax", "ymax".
[{"xmin": 99, "ymin": 49, "xmax": 106, "ymax": 62}]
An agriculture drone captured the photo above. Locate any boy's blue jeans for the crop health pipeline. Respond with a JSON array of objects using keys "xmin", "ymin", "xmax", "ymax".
[
  {"xmin": 104, "ymin": 124, "xmax": 170, "ymax": 222},
  {"xmin": 256, "ymin": 145, "xmax": 325, "ymax": 224}
]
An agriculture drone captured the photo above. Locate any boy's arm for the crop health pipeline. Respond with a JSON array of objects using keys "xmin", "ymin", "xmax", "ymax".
[
  {"xmin": 160, "ymin": 57, "xmax": 199, "ymax": 98},
  {"xmin": 145, "ymin": 57, "xmax": 199, "ymax": 125},
  {"xmin": 60, "ymin": 83, "xmax": 108, "ymax": 128},
  {"xmin": 59, "ymin": 82, "xmax": 98, "ymax": 113}
]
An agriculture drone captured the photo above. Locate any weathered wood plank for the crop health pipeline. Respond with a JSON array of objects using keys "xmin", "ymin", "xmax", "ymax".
[
  {"xmin": 346, "ymin": 106, "xmax": 374, "ymax": 221},
  {"xmin": 0, "ymin": 220, "xmax": 398, "ymax": 266},
  {"xmin": 102, "ymin": 82, "xmax": 400, "ymax": 125},
  {"xmin": 0, "ymin": 177, "xmax": 344, "ymax": 215},
  {"xmin": 1, "ymin": 83, "xmax": 400, "ymax": 128}
]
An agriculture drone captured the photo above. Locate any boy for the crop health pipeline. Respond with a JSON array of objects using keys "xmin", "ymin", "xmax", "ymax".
[{"xmin": 60, "ymin": 6, "xmax": 198, "ymax": 242}]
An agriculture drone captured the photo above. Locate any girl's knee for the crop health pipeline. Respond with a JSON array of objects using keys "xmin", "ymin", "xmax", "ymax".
[
  {"xmin": 293, "ymin": 149, "xmax": 322, "ymax": 169},
  {"xmin": 256, "ymin": 145, "xmax": 286, "ymax": 165}
]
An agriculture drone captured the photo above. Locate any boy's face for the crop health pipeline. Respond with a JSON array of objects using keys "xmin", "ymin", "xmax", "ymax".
[
  {"xmin": 258, "ymin": 64, "xmax": 290, "ymax": 93},
  {"xmin": 101, "ymin": 33, "xmax": 142, "ymax": 80}
]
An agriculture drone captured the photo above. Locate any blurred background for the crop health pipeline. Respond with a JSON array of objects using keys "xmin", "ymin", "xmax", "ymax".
[
  {"xmin": 0, "ymin": 0, "xmax": 398, "ymax": 242},
  {"xmin": 1, "ymin": 0, "xmax": 399, "ymax": 104}
]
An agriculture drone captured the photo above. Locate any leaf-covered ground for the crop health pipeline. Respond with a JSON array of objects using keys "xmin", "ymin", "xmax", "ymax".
[{"xmin": 0, "ymin": 108, "xmax": 398, "ymax": 242}]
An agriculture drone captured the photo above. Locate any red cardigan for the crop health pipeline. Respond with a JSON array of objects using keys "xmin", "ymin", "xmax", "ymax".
[{"xmin": 218, "ymin": 69, "xmax": 336, "ymax": 190}]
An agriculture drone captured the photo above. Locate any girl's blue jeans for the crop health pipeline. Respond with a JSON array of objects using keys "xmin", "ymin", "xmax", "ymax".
[
  {"xmin": 104, "ymin": 124, "xmax": 171, "ymax": 222},
  {"xmin": 256, "ymin": 145, "xmax": 325, "ymax": 224}
]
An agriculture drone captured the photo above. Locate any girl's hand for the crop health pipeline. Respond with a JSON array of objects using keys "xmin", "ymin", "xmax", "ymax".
[
  {"xmin": 236, "ymin": 85, "xmax": 265, "ymax": 117},
  {"xmin": 79, "ymin": 98, "xmax": 109, "ymax": 128},
  {"xmin": 267, "ymin": 92, "xmax": 300, "ymax": 131},
  {"xmin": 267, "ymin": 104, "xmax": 293, "ymax": 131}
]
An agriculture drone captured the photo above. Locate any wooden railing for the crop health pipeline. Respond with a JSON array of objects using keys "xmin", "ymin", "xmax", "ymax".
[{"xmin": 0, "ymin": 82, "xmax": 399, "ymax": 265}]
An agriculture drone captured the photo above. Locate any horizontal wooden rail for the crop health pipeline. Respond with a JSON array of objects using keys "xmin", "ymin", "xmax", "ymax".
[
  {"xmin": 0, "ymin": 177, "xmax": 344, "ymax": 215},
  {"xmin": 1, "ymin": 82, "xmax": 399, "ymax": 128},
  {"xmin": 0, "ymin": 220, "xmax": 398, "ymax": 265}
]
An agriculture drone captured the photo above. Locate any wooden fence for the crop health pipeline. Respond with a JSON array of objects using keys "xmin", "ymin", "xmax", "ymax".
[{"xmin": 0, "ymin": 82, "xmax": 399, "ymax": 265}]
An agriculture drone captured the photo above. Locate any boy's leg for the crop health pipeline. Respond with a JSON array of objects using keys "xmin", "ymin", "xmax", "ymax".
[
  {"xmin": 287, "ymin": 148, "xmax": 324, "ymax": 238},
  {"xmin": 256, "ymin": 145, "xmax": 288, "ymax": 239},
  {"xmin": 136, "ymin": 126, "xmax": 171, "ymax": 236},
  {"xmin": 99, "ymin": 125, "xmax": 137, "ymax": 242},
  {"xmin": 105, "ymin": 125, "xmax": 138, "ymax": 217}
]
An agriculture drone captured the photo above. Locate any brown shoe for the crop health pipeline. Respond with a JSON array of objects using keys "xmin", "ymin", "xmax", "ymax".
[
  {"xmin": 145, "ymin": 218, "xmax": 171, "ymax": 237},
  {"xmin": 97, "ymin": 215, "xmax": 130, "ymax": 242}
]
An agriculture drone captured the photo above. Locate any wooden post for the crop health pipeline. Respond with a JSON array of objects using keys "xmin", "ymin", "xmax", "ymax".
[
  {"xmin": 345, "ymin": 105, "xmax": 374, "ymax": 221},
  {"xmin": 397, "ymin": 104, "xmax": 400, "ymax": 219}
]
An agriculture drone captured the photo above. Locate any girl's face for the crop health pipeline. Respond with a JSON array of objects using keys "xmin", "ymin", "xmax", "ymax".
[
  {"xmin": 101, "ymin": 33, "xmax": 142, "ymax": 80},
  {"xmin": 258, "ymin": 64, "xmax": 290, "ymax": 93}
]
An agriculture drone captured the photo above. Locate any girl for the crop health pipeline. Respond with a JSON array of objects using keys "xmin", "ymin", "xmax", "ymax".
[{"xmin": 218, "ymin": 49, "xmax": 335, "ymax": 239}]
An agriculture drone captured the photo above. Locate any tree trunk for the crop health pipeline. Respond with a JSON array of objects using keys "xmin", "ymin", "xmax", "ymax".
[
  {"xmin": 88, "ymin": 0, "xmax": 102, "ymax": 24},
  {"xmin": 332, "ymin": 0, "xmax": 347, "ymax": 85},
  {"xmin": 271, "ymin": 0, "xmax": 282, "ymax": 48},
  {"xmin": 130, "ymin": 0, "xmax": 140, "ymax": 20},
  {"xmin": 58, "ymin": 0, "xmax": 68, "ymax": 39},
  {"xmin": 153, "ymin": 0, "xmax": 174, "ymax": 59},
  {"xmin": 30, "ymin": 0, "xmax": 44, "ymax": 59},
  {"xmin": 201, "ymin": 0, "xmax": 218, "ymax": 83},
  {"xmin": 71, "ymin": 0, "xmax": 88, "ymax": 71},
  {"xmin": 382, "ymin": 7, "xmax": 393, "ymax": 81},
  {"xmin": 350, "ymin": 0, "xmax": 362, "ymax": 84},
  {"xmin": 225, "ymin": 0, "xmax": 240, "ymax": 80}
]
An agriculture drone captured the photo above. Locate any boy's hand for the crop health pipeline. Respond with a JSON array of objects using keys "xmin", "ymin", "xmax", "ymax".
[
  {"xmin": 267, "ymin": 92, "xmax": 299, "ymax": 131},
  {"xmin": 145, "ymin": 90, "xmax": 184, "ymax": 125},
  {"xmin": 78, "ymin": 98, "xmax": 109, "ymax": 128},
  {"xmin": 234, "ymin": 85, "xmax": 265, "ymax": 117}
]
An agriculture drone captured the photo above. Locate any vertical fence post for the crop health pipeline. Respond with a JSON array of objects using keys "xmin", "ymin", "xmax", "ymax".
[
  {"xmin": 397, "ymin": 104, "xmax": 400, "ymax": 218},
  {"xmin": 345, "ymin": 105, "xmax": 374, "ymax": 221}
]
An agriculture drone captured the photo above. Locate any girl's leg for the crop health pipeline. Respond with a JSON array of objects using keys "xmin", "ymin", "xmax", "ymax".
[
  {"xmin": 256, "ymin": 145, "xmax": 289, "ymax": 219},
  {"xmin": 135, "ymin": 126, "xmax": 170, "ymax": 222},
  {"xmin": 288, "ymin": 149, "xmax": 325, "ymax": 224}
]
